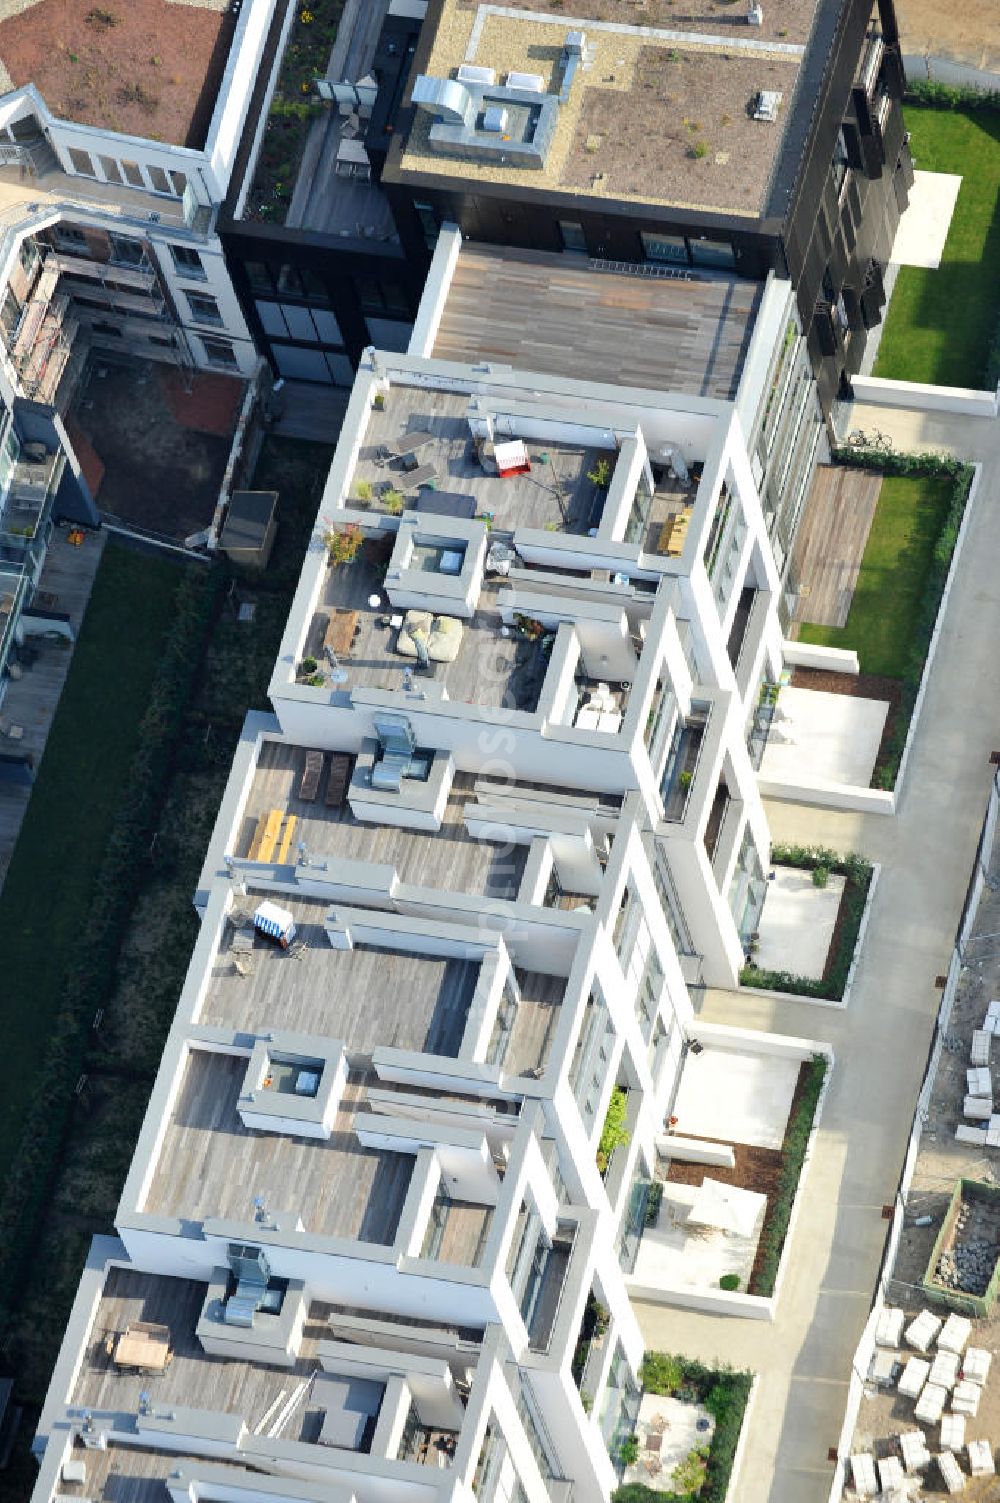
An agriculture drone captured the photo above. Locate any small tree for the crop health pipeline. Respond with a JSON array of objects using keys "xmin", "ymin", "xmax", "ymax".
[
  {"xmin": 617, "ymin": 1435, "xmax": 639, "ymax": 1468},
  {"xmin": 588, "ymin": 457, "xmax": 612, "ymax": 488},
  {"xmin": 382, "ymin": 488, "xmax": 405, "ymax": 515},
  {"xmin": 672, "ymin": 1446, "xmax": 709, "ymax": 1493},
  {"xmin": 324, "ymin": 523, "xmax": 364, "ymax": 568}
]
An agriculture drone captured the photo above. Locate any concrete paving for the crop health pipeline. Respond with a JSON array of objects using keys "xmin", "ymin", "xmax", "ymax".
[
  {"xmin": 890, "ymin": 170, "xmax": 963, "ymax": 269},
  {"xmin": 634, "ymin": 400, "xmax": 1000, "ymax": 1503}
]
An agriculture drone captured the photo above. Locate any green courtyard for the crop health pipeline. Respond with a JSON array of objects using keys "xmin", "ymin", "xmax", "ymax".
[{"xmin": 874, "ymin": 104, "xmax": 1000, "ymax": 388}]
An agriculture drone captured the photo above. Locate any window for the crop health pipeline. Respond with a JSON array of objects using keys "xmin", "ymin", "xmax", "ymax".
[
  {"xmin": 642, "ymin": 231, "xmax": 688, "ymax": 265},
  {"xmin": 170, "ymin": 244, "xmax": 205, "ymax": 279},
  {"xmin": 120, "ymin": 160, "xmax": 145, "ymax": 189},
  {"xmin": 355, "ymin": 276, "xmax": 409, "ymax": 318},
  {"xmin": 51, "ymin": 224, "xmax": 88, "ymax": 252},
  {"xmin": 201, "ymin": 335, "xmax": 237, "ymax": 368},
  {"xmin": 185, "ymin": 290, "xmax": 223, "ymax": 326},
  {"xmin": 558, "ymin": 220, "xmax": 587, "ymax": 253},
  {"xmin": 413, "ymin": 200, "xmax": 439, "ymax": 248},
  {"xmin": 832, "ymin": 125, "xmax": 850, "ymax": 196},
  {"xmin": 108, "ymin": 233, "xmax": 145, "ymax": 267},
  {"xmin": 98, "ymin": 156, "xmax": 122, "ymax": 185},
  {"xmin": 169, "ymin": 171, "xmax": 187, "ymax": 198},
  {"xmin": 91, "ymin": 322, "xmax": 123, "ymax": 338},
  {"xmin": 148, "ymin": 334, "xmax": 176, "ymax": 348},
  {"xmin": 67, "ymin": 148, "xmax": 95, "ymax": 177},
  {"xmin": 245, "ymin": 261, "xmax": 274, "ymax": 295},
  {"xmin": 689, "ymin": 237, "xmax": 736, "ymax": 270},
  {"xmin": 147, "ymin": 165, "xmax": 172, "ymax": 196}
]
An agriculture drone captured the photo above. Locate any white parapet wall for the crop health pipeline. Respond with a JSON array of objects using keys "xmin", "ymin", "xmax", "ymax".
[
  {"xmin": 782, "ymin": 641, "xmax": 859, "ymax": 674},
  {"xmin": 851, "ymin": 375, "xmax": 1000, "ymax": 419}
]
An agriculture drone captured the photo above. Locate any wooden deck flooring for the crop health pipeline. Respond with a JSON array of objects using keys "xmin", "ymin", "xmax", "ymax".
[
  {"xmin": 203, "ymin": 893, "xmax": 481, "ymax": 1057},
  {"xmin": 242, "ymin": 744, "xmax": 529, "ymax": 901},
  {"xmin": 433, "ymin": 246, "xmax": 761, "ymax": 400},
  {"xmin": 787, "ymin": 464, "xmax": 883, "ymax": 628},
  {"xmin": 0, "ymin": 527, "xmax": 106, "ymax": 893},
  {"xmin": 143, "ymin": 1052, "xmax": 413, "ymax": 1244},
  {"xmin": 354, "ymin": 386, "xmax": 602, "ymax": 536},
  {"xmin": 314, "ymin": 560, "xmax": 546, "ymax": 711},
  {"xmin": 73, "ymin": 1269, "xmax": 326, "ymax": 1430}
]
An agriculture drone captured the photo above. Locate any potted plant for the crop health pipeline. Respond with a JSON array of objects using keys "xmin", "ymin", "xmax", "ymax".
[
  {"xmin": 353, "ymin": 480, "xmax": 374, "ymax": 506},
  {"xmin": 617, "ymin": 1435, "xmax": 639, "ymax": 1468},
  {"xmin": 382, "ymin": 488, "xmax": 405, "ymax": 515},
  {"xmin": 587, "ymin": 457, "xmax": 612, "ymax": 489},
  {"xmin": 299, "ymin": 655, "xmax": 318, "ymax": 677},
  {"xmin": 372, "ymin": 389, "xmax": 386, "ymax": 411},
  {"xmin": 678, "ymin": 769, "xmax": 693, "ymax": 790},
  {"xmin": 324, "ymin": 523, "xmax": 364, "ymax": 568}
]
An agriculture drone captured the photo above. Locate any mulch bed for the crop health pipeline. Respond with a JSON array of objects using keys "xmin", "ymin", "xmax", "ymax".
[
  {"xmin": 665, "ymin": 1061, "xmax": 811, "ymax": 1294},
  {"xmin": 790, "ymin": 666, "xmax": 904, "ymax": 786}
]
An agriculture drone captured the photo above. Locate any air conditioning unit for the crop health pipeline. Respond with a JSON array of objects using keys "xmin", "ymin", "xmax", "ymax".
[
  {"xmin": 482, "ymin": 105, "xmax": 509, "ymax": 134},
  {"xmin": 753, "ymin": 90, "xmax": 782, "ymax": 122}
]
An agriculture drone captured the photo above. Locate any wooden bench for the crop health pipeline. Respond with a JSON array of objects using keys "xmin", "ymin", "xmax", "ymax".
[
  {"xmin": 299, "ymin": 749, "xmax": 325, "ymax": 802},
  {"xmin": 325, "ymin": 753, "xmax": 352, "ymax": 807},
  {"xmin": 324, "ymin": 609, "xmax": 359, "ymax": 659},
  {"xmin": 248, "ymin": 807, "xmax": 283, "ymax": 862},
  {"xmin": 275, "ymin": 814, "xmax": 298, "ymax": 865}
]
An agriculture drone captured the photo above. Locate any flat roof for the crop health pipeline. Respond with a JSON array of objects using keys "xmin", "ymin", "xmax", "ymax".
[
  {"xmin": 243, "ymin": 749, "xmax": 530, "ymax": 901},
  {"xmin": 433, "ymin": 244, "xmax": 761, "ymax": 399},
  {"xmin": 397, "ymin": 0, "xmax": 817, "ymax": 215},
  {"xmin": 0, "ymin": 0, "xmax": 237, "ymax": 148},
  {"xmin": 200, "ymin": 893, "xmax": 483, "ymax": 1055},
  {"xmin": 143, "ymin": 1049, "xmax": 414, "ymax": 1242}
]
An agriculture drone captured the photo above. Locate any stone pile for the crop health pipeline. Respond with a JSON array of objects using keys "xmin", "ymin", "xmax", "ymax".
[{"xmin": 936, "ymin": 1235, "xmax": 996, "ymax": 1296}]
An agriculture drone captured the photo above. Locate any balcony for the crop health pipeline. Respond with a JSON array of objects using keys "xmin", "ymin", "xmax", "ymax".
[
  {"xmin": 0, "ymin": 450, "xmax": 63, "ymax": 546},
  {"xmin": 659, "ymin": 708, "xmax": 709, "ymax": 822},
  {"xmin": 522, "ymin": 1224, "xmax": 577, "ymax": 1354}
]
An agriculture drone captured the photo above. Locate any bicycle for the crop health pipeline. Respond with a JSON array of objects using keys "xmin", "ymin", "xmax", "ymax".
[{"xmin": 846, "ymin": 428, "xmax": 893, "ymax": 453}]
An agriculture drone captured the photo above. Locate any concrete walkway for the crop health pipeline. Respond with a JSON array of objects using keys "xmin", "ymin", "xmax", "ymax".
[{"xmin": 635, "ymin": 400, "xmax": 1000, "ymax": 1502}]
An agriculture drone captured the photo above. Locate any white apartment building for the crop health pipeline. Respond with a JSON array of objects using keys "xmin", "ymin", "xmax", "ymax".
[
  {"xmin": 0, "ymin": 0, "xmax": 280, "ymax": 388},
  {"xmin": 29, "ymin": 234, "xmax": 834, "ymax": 1503}
]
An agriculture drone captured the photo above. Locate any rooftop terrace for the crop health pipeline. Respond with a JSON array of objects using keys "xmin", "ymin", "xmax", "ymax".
[
  {"xmin": 72, "ymin": 1268, "xmax": 326, "ymax": 1418},
  {"xmin": 143, "ymin": 1051, "xmax": 413, "ymax": 1243},
  {"xmin": 432, "ymin": 245, "xmax": 761, "ymax": 400},
  {"xmin": 0, "ymin": 0, "xmax": 237, "ymax": 148},
  {"xmin": 240, "ymin": 749, "xmax": 529, "ymax": 900},
  {"xmin": 397, "ymin": 0, "xmax": 814, "ymax": 214}
]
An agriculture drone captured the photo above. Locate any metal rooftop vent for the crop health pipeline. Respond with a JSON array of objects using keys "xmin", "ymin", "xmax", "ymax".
[
  {"xmin": 482, "ymin": 104, "xmax": 509, "ymax": 134},
  {"xmin": 747, "ymin": 3, "xmax": 763, "ymax": 24},
  {"xmin": 753, "ymin": 89, "xmax": 782, "ymax": 122}
]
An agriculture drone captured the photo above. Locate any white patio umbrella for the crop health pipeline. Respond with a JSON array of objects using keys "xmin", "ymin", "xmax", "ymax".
[{"xmin": 686, "ymin": 1178, "xmax": 766, "ymax": 1239}]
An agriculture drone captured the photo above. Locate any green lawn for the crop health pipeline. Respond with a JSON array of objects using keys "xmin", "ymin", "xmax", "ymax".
[
  {"xmin": 798, "ymin": 474, "xmax": 953, "ymax": 678},
  {"xmin": 874, "ymin": 105, "xmax": 1000, "ymax": 387},
  {"xmin": 0, "ymin": 541, "xmax": 179, "ymax": 1167}
]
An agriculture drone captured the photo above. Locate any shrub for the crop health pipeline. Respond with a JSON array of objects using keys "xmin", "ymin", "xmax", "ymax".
[
  {"xmin": 324, "ymin": 523, "xmax": 364, "ymax": 567},
  {"xmin": 641, "ymin": 1352, "xmax": 684, "ymax": 1395},
  {"xmin": 689, "ymin": 141, "xmax": 710, "ymax": 159},
  {"xmin": 811, "ymin": 864, "xmax": 829, "ymax": 889},
  {"xmin": 748, "ymin": 1055, "xmax": 827, "ymax": 1296},
  {"xmin": 740, "ymin": 847, "xmax": 871, "ymax": 1000},
  {"xmin": 354, "ymin": 480, "xmax": 374, "ymax": 504},
  {"xmin": 645, "ymin": 1179, "xmax": 664, "ymax": 1226},
  {"xmin": 905, "ymin": 79, "xmax": 1000, "ymax": 111},
  {"xmin": 672, "ymin": 1446, "xmax": 709, "ymax": 1493},
  {"xmin": 719, "ymin": 1273, "xmax": 740, "ymax": 1291},
  {"xmin": 382, "ymin": 488, "xmax": 405, "ymax": 515},
  {"xmin": 617, "ymin": 1435, "xmax": 640, "ymax": 1467},
  {"xmin": 299, "ymin": 655, "xmax": 317, "ymax": 674},
  {"xmin": 597, "ymin": 1085, "xmax": 631, "ymax": 1172},
  {"xmin": 588, "ymin": 457, "xmax": 612, "ymax": 488}
]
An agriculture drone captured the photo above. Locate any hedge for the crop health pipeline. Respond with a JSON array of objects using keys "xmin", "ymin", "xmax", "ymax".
[
  {"xmin": 905, "ymin": 80, "xmax": 1000, "ymax": 112},
  {"xmin": 611, "ymin": 1355, "xmax": 753, "ymax": 1503},
  {"xmin": 827, "ymin": 451, "xmax": 974, "ymax": 789},
  {"xmin": 748, "ymin": 1055, "xmax": 827, "ymax": 1297},
  {"xmin": 0, "ymin": 563, "xmax": 221, "ymax": 1324},
  {"xmin": 740, "ymin": 845, "xmax": 872, "ymax": 1000}
]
